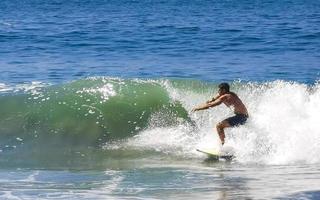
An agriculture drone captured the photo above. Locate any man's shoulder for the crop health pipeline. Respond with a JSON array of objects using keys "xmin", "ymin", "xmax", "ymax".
[
  {"xmin": 219, "ymin": 94, "xmax": 230, "ymax": 100},
  {"xmin": 222, "ymin": 93, "xmax": 234, "ymax": 97},
  {"xmin": 219, "ymin": 93, "xmax": 237, "ymax": 100}
]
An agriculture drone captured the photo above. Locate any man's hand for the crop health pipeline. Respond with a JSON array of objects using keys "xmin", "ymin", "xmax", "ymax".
[
  {"xmin": 206, "ymin": 97, "xmax": 216, "ymax": 104},
  {"xmin": 191, "ymin": 107, "xmax": 199, "ymax": 113}
]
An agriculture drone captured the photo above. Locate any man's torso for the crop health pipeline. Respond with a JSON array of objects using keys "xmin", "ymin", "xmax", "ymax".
[{"xmin": 221, "ymin": 93, "xmax": 248, "ymax": 115}]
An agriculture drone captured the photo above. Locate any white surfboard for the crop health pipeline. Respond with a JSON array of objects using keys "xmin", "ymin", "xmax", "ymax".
[{"xmin": 196, "ymin": 148, "xmax": 234, "ymax": 160}]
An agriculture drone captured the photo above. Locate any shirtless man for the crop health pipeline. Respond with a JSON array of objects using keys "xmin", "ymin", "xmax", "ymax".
[{"xmin": 192, "ymin": 83, "xmax": 249, "ymax": 145}]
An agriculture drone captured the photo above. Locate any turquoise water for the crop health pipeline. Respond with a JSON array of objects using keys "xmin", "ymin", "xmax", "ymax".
[{"xmin": 1, "ymin": 0, "xmax": 320, "ymax": 199}]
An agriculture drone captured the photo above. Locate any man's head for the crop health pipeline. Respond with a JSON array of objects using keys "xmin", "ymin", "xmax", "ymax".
[{"xmin": 218, "ymin": 83, "xmax": 230, "ymax": 95}]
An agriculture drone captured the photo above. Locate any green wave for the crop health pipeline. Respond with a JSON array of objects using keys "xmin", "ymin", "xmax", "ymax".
[
  {"xmin": 1, "ymin": 78, "xmax": 318, "ymax": 168},
  {"xmin": 0, "ymin": 78, "xmax": 190, "ymax": 151}
]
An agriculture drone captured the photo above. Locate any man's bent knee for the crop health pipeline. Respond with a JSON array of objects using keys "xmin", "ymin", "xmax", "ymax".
[
  {"xmin": 216, "ymin": 122, "xmax": 226, "ymax": 130},
  {"xmin": 216, "ymin": 123, "xmax": 222, "ymax": 130}
]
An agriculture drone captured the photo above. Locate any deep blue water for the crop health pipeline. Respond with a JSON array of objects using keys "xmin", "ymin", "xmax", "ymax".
[{"xmin": 1, "ymin": 0, "xmax": 319, "ymax": 84}]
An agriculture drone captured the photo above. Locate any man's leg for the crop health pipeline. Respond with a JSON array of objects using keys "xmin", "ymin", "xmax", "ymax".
[{"xmin": 216, "ymin": 120, "xmax": 231, "ymax": 145}]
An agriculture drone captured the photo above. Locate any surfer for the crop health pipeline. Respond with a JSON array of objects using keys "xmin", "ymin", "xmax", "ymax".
[{"xmin": 192, "ymin": 83, "xmax": 249, "ymax": 145}]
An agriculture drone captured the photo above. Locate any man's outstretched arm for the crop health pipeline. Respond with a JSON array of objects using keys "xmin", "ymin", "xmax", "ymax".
[
  {"xmin": 192, "ymin": 96, "xmax": 224, "ymax": 112},
  {"xmin": 206, "ymin": 94, "xmax": 221, "ymax": 103}
]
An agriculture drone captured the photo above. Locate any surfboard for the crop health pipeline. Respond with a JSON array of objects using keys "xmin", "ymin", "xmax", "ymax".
[{"xmin": 196, "ymin": 148, "xmax": 234, "ymax": 160}]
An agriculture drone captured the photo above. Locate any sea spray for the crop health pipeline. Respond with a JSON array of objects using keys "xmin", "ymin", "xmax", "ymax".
[{"xmin": 123, "ymin": 80, "xmax": 320, "ymax": 165}]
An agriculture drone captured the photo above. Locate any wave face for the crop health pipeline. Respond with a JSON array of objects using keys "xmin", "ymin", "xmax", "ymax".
[
  {"xmin": 0, "ymin": 78, "xmax": 188, "ymax": 145},
  {"xmin": 0, "ymin": 78, "xmax": 319, "ymax": 168}
]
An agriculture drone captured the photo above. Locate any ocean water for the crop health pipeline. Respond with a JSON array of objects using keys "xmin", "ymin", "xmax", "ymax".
[{"xmin": 1, "ymin": 0, "xmax": 320, "ymax": 199}]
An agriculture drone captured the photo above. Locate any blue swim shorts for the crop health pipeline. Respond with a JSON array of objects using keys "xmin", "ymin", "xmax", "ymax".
[{"xmin": 226, "ymin": 114, "xmax": 248, "ymax": 127}]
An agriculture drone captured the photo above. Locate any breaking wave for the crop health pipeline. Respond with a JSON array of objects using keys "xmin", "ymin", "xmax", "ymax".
[{"xmin": 0, "ymin": 77, "xmax": 319, "ymax": 167}]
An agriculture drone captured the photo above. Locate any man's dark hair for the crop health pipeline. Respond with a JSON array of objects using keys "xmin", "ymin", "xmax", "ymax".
[{"xmin": 218, "ymin": 83, "xmax": 230, "ymax": 92}]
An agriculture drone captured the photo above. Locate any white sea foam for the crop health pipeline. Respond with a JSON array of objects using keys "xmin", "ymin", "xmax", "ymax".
[
  {"xmin": 77, "ymin": 83, "xmax": 117, "ymax": 102},
  {"xmin": 125, "ymin": 80, "xmax": 320, "ymax": 165},
  {"xmin": 0, "ymin": 83, "xmax": 11, "ymax": 92},
  {"xmin": 0, "ymin": 82, "xmax": 49, "ymax": 94}
]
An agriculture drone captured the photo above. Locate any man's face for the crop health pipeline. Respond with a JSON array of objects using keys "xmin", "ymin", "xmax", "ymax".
[{"xmin": 218, "ymin": 88, "xmax": 226, "ymax": 95}]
